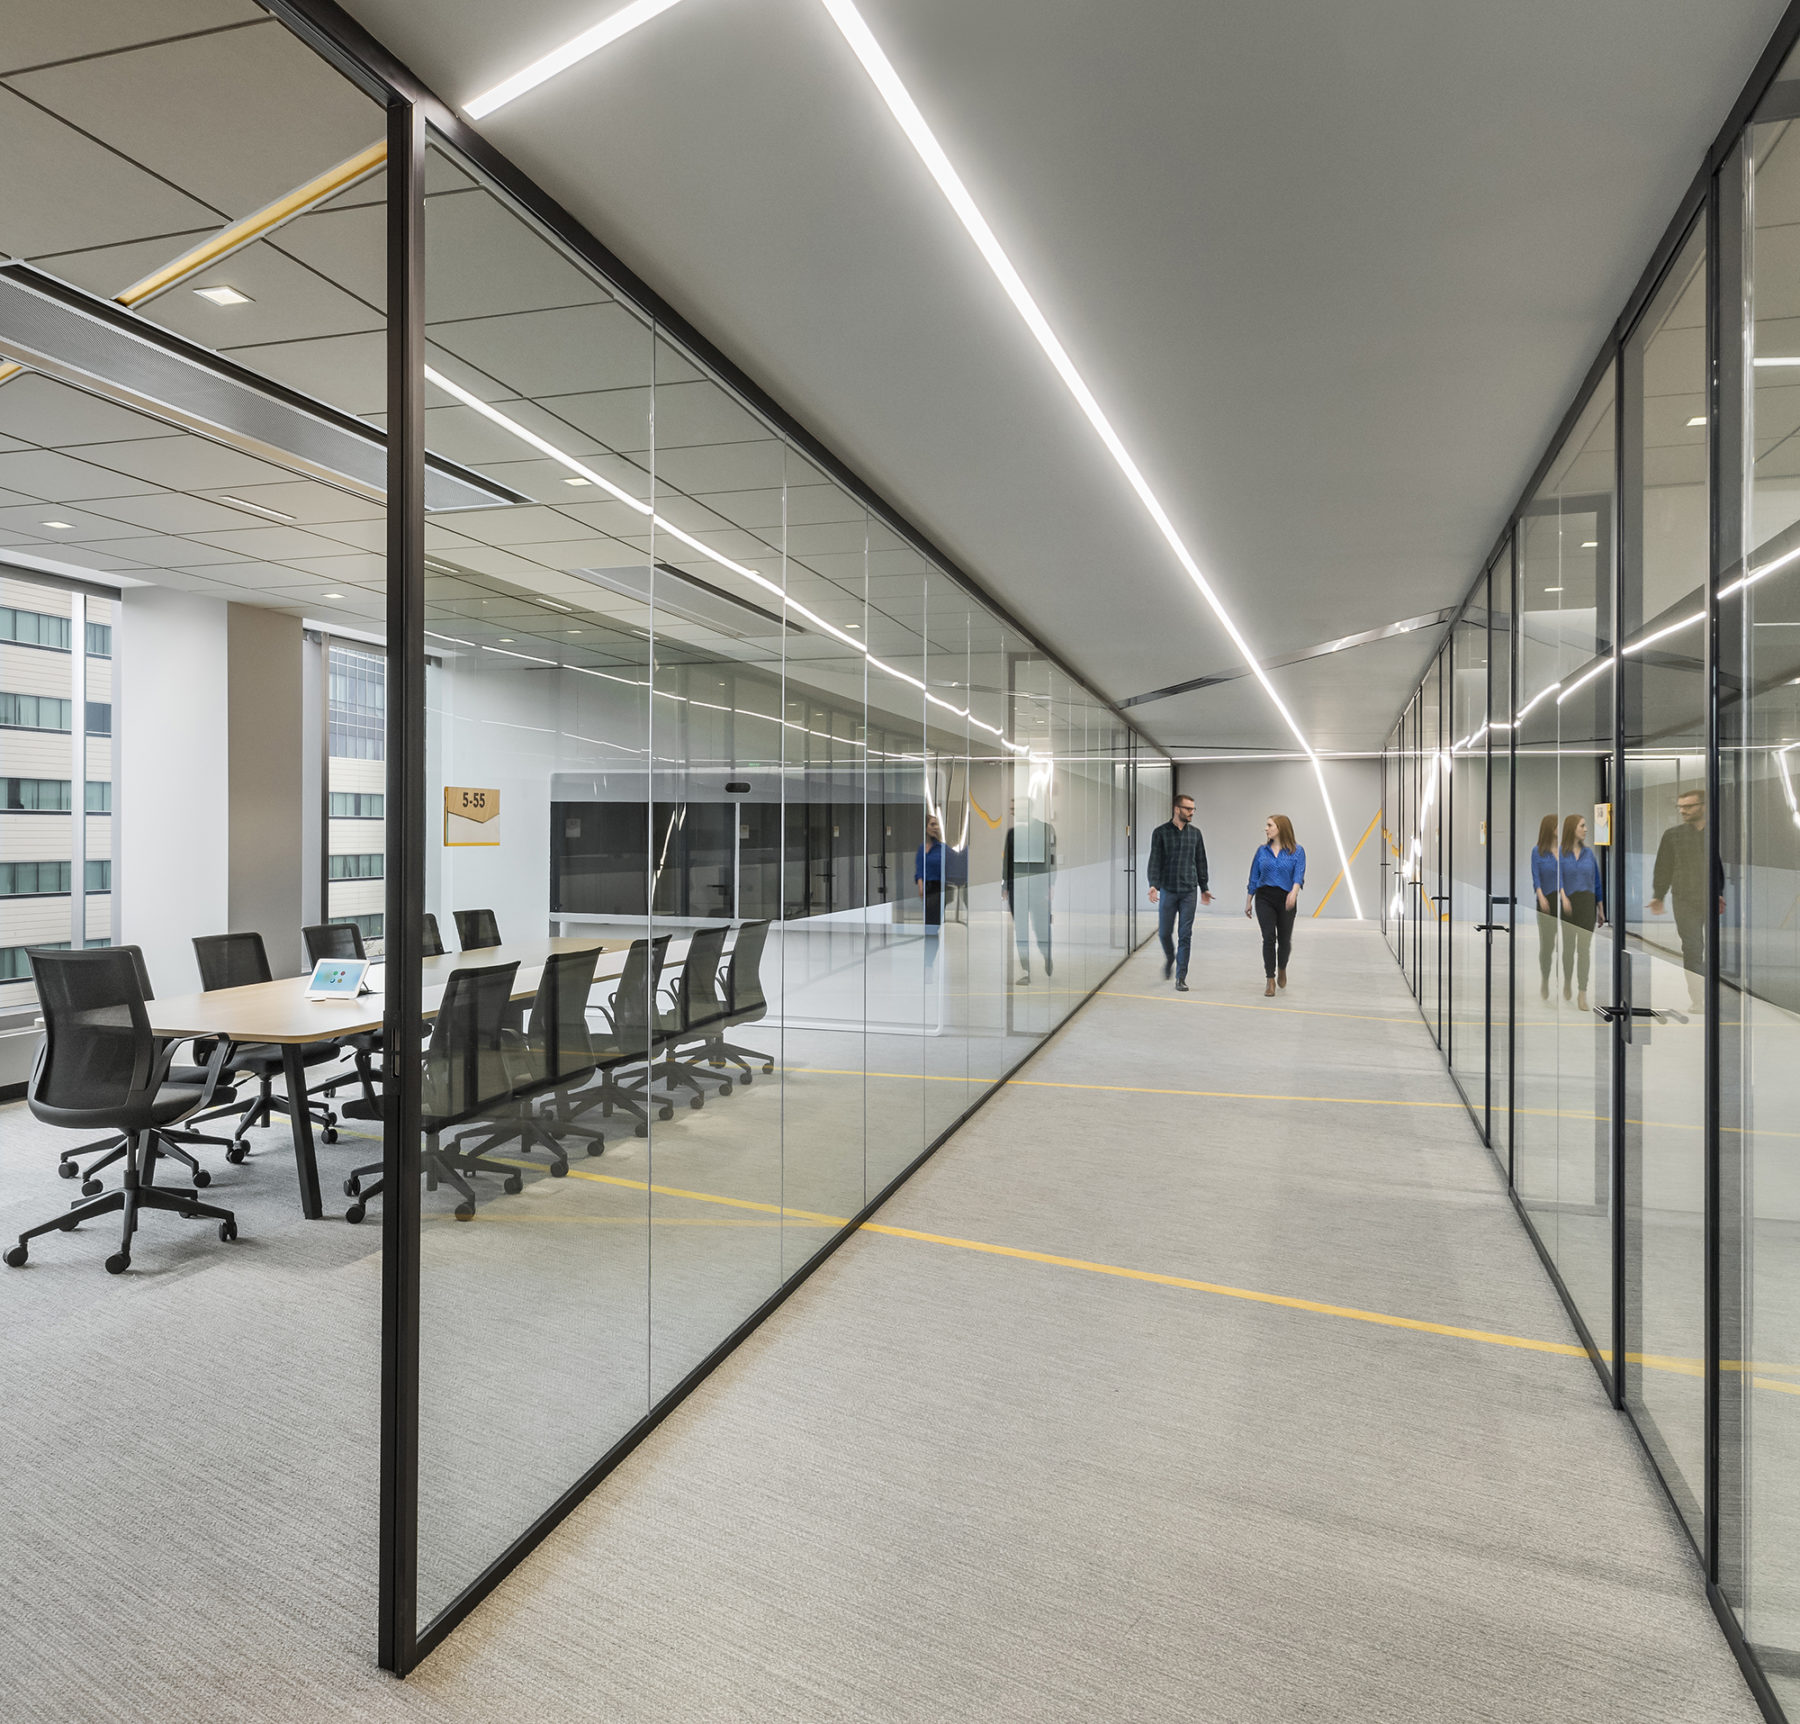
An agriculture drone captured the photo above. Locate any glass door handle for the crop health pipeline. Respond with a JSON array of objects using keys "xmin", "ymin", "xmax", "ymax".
[{"xmin": 1473, "ymin": 923, "xmax": 1512, "ymax": 933}]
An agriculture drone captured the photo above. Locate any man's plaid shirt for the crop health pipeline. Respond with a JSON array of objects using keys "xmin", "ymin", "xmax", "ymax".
[{"xmin": 1147, "ymin": 819, "xmax": 1208, "ymax": 893}]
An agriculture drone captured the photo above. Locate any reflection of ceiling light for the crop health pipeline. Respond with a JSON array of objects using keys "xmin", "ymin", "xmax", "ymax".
[
  {"xmin": 820, "ymin": 0, "xmax": 1360, "ymax": 914},
  {"xmin": 219, "ymin": 494, "xmax": 296, "ymax": 521},
  {"xmin": 464, "ymin": 0, "xmax": 691, "ymax": 118},
  {"xmin": 1754, "ymin": 356, "xmax": 1800, "ymax": 367},
  {"xmin": 541, "ymin": 598, "xmax": 571, "ymax": 611},
  {"xmin": 563, "ymin": 477, "xmax": 592, "ymax": 486},
  {"xmin": 193, "ymin": 284, "xmax": 251, "ymax": 306},
  {"xmin": 846, "ymin": 622, "xmax": 860, "ymax": 629},
  {"xmin": 1580, "ymin": 540, "xmax": 1596, "ymax": 549},
  {"xmin": 1687, "ymin": 416, "xmax": 1706, "ymax": 427},
  {"xmin": 41, "ymin": 520, "xmax": 72, "ymax": 530},
  {"xmin": 498, "ymin": 637, "xmax": 514, "ymax": 643},
  {"xmin": 567, "ymin": 628, "xmax": 582, "ymax": 633},
  {"xmin": 1545, "ymin": 586, "xmax": 1563, "ymax": 593}
]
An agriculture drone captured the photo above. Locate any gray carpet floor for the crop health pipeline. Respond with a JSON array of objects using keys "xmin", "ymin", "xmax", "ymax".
[{"xmin": 0, "ymin": 918, "xmax": 1767, "ymax": 1721}]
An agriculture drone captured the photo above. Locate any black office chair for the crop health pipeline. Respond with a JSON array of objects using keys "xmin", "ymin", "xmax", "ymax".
[
  {"xmin": 453, "ymin": 908, "xmax": 501, "ymax": 951},
  {"xmin": 302, "ymin": 922, "xmax": 384, "ymax": 1109},
  {"xmin": 652, "ymin": 925, "xmax": 735, "ymax": 1103},
  {"xmin": 421, "ymin": 913, "xmax": 446, "ymax": 958},
  {"xmin": 55, "ymin": 945, "xmax": 239, "ymax": 1195},
  {"xmin": 8, "ymin": 947, "xmax": 238, "ymax": 1273},
  {"xmin": 189, "ymin": 932, "xmax": 343, "ymax": 1155},
  {"xmin": 345, "ymin": 960, "xmax": 527, "ymax": 1224},
  {"xmin": 588, "ymin": 936, "xmax": 675, "ymax": 1137},
  {"xmin": 464, "ymin": 946, "xmax": 607, "ymax": 1176},
  {"xmin": 707, "ymin": 920, "xmax": 775, "ymax": 1082}
]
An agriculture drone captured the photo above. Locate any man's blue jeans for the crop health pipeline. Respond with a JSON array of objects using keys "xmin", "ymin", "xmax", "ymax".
[{"xmin": 1158, "ymin": 887, "xmax": 1198, "ymax": 980}]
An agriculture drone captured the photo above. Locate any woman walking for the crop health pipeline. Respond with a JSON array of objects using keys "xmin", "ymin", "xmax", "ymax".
[
  {"xmin": 1530, "ymin": 813, "xmax": 1560, "ymax": 1001},
  {"xmin": 1558, "ymin": 811, "xmax": 1606, "ymax": 1012},
  {"xmin": 1245, "ymin": 814, "xmax": 1305, "ymax": 996}
]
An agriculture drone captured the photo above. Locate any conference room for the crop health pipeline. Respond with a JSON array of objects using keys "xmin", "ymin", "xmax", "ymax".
[{"xmin": 0, "ymin": 3, "xmax": 1162, "ymax": 1680}]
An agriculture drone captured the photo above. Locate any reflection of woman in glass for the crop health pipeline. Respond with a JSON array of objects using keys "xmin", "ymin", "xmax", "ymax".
[
  {"xmin": 1531, "ymin": 814, "xmax": 1560, "ymax": 1002},
  {"xmin": 1558, "ymin": 811, "xmax": 1606, "ymax": 1012}
]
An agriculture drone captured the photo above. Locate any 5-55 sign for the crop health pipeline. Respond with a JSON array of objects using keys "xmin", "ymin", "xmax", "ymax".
[{"xmin": 444, "ymin": 786, "xmax": 500, "ymax": 847}]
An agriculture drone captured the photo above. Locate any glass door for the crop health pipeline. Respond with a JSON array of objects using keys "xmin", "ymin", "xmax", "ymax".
[
  {"xmin": 1619, "ymin": 223, "xmax": 1710, "ymax": 1536},
  {"xmin": 1449, "ymin": 606, "xmax": 1490, "ymax": 1123},
  {"xmin": 1488, "ymin": 545, "xmax": 1516, "ymax": 1176}
]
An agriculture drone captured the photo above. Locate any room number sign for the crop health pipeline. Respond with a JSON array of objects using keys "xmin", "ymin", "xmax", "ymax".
[{"xmin": 444, "ymin": 786, "xmax": 500, "ymax": 847}]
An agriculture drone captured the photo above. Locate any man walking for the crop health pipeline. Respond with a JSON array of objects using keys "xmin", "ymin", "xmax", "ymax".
[
  {"xmin": 1147, "ymin": 792, "xmax": 1211, "ymax": 991},
  {"xmin": 1002, "ymin": 797, "xmax": 1057, "ymax": 985},
  {"xmin": 1649, "ymin": 786, "xmax": 1717, "ymax": 1013}
]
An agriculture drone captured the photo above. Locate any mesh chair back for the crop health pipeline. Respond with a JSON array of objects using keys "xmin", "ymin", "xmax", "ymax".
[
  {"xmin": 422, "ymin": 960, "xmax": 521, "ymax": 1129},
  {"xmin": 193, "ymin": 931, "xmax": 273, "ymax": 991},
  {"xmin": 520, "ymin": 947, "xmax": 601, "ymax": 1092},
  {"xmin": 453, "ymin": 908, "xmax": 501, "ymax": 951},
  {"xmin": 607, "ymin": 935, "xmax": 669, "ymax": 1060},
  {"xmin": 721, "ymin": 920, "xmax": 770, "ymax": 1020},
  {"xmin": 28, "ymin": 947, "xmax": 155, "ymax": 1119},
  {"xmin": 421, "ymin": 913, "xmax": 446, "ymax": 958},
  {"xmin": 120, "ymin": 944, "xmax": 155, "ymax": 1000},
  {"xmin": 303, "ymin": 922, "xmax": 365, "ymax": 967},
  {"xmin": 675, "ymin": 926, "xmax": 729, "ymax": 1032}
]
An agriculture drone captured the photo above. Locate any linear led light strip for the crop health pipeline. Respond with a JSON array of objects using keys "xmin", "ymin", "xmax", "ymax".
[
  {"xmin": 461, "ymin": 0, "xmax": 1354, "ymax": 909},
  {"xmin": 423, "ymin": 364, "xmax": 1036, "ymax": 758}
]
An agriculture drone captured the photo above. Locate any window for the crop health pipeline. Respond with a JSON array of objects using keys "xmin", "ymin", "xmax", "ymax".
[
  {"xmin": 83, "ymin": 937, "xmax": 110, "ymax": 949},
  {"xmin": 329, "ymin": 852, "xmax": 384, "ymax": 880},
  {"xmin": 330, "ymin": 790, "xmax": 385, "ymax": 819},
  {"xmin": 85, "ymin": 701, "xmax": 111, "ymax": 737},
  {"xmin": 85, "ymin": 781, "xmax": 111, "ymax": 813},
  {"xmin": 0, "ymin": 941, "xmax": 69, "ymax": 981},
  {"xmin": 85, "ymin": 620, "xmax": 111, "ymax": 657},
  {"xmin": 0, "ymin": 606, "xmax": 71, "ymax": 650},
  {"xmin": 328, "ymin": 645, "xmax": 385, "ymax": 760},
  {"xmin": 0, "ymin": 861, "xmax": 71, "ymax": 896},
  {"xmin": 343, "ymin": 913, "xmax": 384, "ymax": 942},
  {"xmin": 2, "ymin": 778, "xmax": 72, "ymax": 812},
  {"xmin": 85, "ymin": 859, "xmax": 110, "ymax": 893},
  {"xmin": 0, "ymin": 693, "xmax": 72, "ymax": 731}
]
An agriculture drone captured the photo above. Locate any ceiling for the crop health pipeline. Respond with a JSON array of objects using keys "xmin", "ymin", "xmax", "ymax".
[{"xmin": 329, "ymin": 0, "xmax": 1792, "ymax": 751}]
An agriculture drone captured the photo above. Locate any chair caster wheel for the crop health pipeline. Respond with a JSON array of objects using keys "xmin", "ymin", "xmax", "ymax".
[
  {"xmin": 550, "ymin": 1161, "xmax": 568, "ymax": 1178},
  {"xmin": 57, "ymin": 1162, "xmax": 78, "ymax": 1180},
  {"xmin": 59, "ymin": 1215, "xmax": 79, "ymax": 1231},
  {"xmin": 658, "ymin": 1107, "xmax": 673, "ymax": 1122},
  {"xmin": 219, "ymin": 1220, "xmax": 237, "ymax": 1242},
  {"xmin": 105, "ymin": 1252, "xmax": 130, "ymax": 1274},
  {"xmin": 503, "ymin": 1174, "xmax": 523, "ymax": 1195},
  {"xmin": 454, "ymin": 1202, "xmax": 475, "ymax": 1222},
  {"xmin": 226, "ymin": 1144, "xmax": 248, "ymax": 1165},
  {"xmin": 718, "ymin": 1082, "xmax": 733, "ymax": 1097},
  {"xmin": 760, "ymin": 1063, "xmax": 773, "ymax": 1074},
  {"xmin": 740, "ymin": 1073, "xmax": 753, "ymax": 1086},
  {"xmin": 323, "ymin": 1128, "xmax": 338, "ymax": 1145},
  {"xmin": 586, "ymin": 1140, "xmax": 604, "ymax": 1156},
  {"xmin": 635, "ymin": 1123, "xmax": 648, "ymax": 1138},
  {"xmin": 81, "ymin": 1179, "xmax": 103, "ymax": 1197},
  {"xmin": 193, "ymin": 1169, "xmax": 211, "ymax": 1189},
  {"xmin": 4, "ymin": 1245, "xmax": 27, "ymax": 1267},
  {"xmin": 345, "ymin": 1203, "xmax": 366, "ymax": 1225},
  {"xmin": 688, "ymin": 1095, "xmax": 704, "ymax": 1110},
  {"xmin": 344, "ymin": 1176, "xmax": 361, "ymax": 1197}
]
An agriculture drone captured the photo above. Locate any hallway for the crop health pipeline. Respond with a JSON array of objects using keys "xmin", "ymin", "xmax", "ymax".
[{"xmin": 365, "ymin": 916, "xmax": 1749, "ymax": 1722}]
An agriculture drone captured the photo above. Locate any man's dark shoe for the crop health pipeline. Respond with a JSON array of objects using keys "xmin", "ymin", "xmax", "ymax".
[
  {"xmin": 1164, "ymin": 956, "xmax": 1174, "ymax": 980},
  {"xmin": 1175, "ymin": 977, "xmax": 1190, "ymax": 992},
  {"xmin": 1045, "ymin": 953, "xmax": 1053, "ymax": 976}
]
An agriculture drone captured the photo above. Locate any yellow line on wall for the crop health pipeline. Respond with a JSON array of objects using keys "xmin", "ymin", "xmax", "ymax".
[{"xmin": 1313, "ymin": 808, "xmax": 1382, "ymax": 917}]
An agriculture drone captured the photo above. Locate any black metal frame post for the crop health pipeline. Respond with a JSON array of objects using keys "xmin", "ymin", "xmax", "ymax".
[{"xmin": 377, "ymin": 94, "xmax": 425, "ymax": 1677}]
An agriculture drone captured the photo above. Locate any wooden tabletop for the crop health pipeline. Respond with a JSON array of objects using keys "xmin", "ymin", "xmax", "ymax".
[{"xmin": 144, "ymin": 937, "xmax": 629, "ymax": 1045}]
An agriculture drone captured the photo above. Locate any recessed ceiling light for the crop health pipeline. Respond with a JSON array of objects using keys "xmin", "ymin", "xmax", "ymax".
[
  {"xmin": 498, "ymin": 637, "xmax": 514, "ymax": 643},
  {"xmin": 846, "ymin": 622, "xmax": 860, "ymax": 629},
  {"xmin": 1580, "ymin": 541, "xmax": 1597, "ymax": 549},
  {"xmin": 41, "ymin": 520, "xmax": 73, "ymax": 530},
  {"xmin": 219, "ymin": 494, "xmax": 296, "ymax": 522},
  {"xmin": 567, "ymin": 628, "xmax": 582, "ymax": 633},
  {"xmin": 193, "ymin": 284, "xmax": 252, "ymax": 306},
  {"xmin": 563, "ymin": 477, "xmax": 593, "ymax": 487},
  {"xmin": 1545, "ymin": 586, "xmax": 1564, "ymax": 593},
  {"xmin": 1687, "ymin": 416, "xmax": 1706, "ymax": 427},
  {"xmin": 323, "ymin": 593, "xmax": 344, "ymax": 600}
]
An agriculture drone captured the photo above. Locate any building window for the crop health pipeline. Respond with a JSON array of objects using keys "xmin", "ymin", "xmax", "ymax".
[
  {"xmin": 0, "ymin": 861, "xmax": 71, "ymax": 896},
  {"xmin": 85, "ymin": 701, "xmax": 111, "ymax": 737},
  {"xmin": 85, "ymin": 781, "xmax": 111, "ymax": 813},
  {"xmin": 0, "ymin": 942, "xmax": 70, "ymax": 981},
  {"xmin": 343, "ymin": 913, "xmax": 384, "ymax": 942},
  {"xmin": 0, "ymin": 693, "xmax": 72, "ymax": 731},
  {"xmin": 85, "ymin": 620, "xmax": 112, "ymax": 657},
  {"xmin": 85, "ymin": 858, "xmax": 111, "ymax": 893},
  {"xmin": 329, "ymin": 852, "xmax": 384, "ymax": 880},
  {"xmin": 2, "ymin": 778, "xmax": 72, "ymax": 811},
  {"xmin": 84, "ymin": 937, "xmax": 110, "ymax": 949},
  {"xmin": 0, "ymin": 606, "xmax": 72, "ymax": 651},
  {"xmin": 328, "ymin": 645, "xmax": 385, "ymax": 760},
  {"xmin": 329, "ymin": 791, "xmax": 385, "ymax": 819}
]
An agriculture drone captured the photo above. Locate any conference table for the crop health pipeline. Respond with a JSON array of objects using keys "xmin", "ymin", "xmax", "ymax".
[{"xmin": 144, "ymin": 937, "xmax": 630, "ymax": 1220}]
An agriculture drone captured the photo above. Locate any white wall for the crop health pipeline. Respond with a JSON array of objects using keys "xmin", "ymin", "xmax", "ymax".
[
  {"xmin": 1175, "ymin": 758, "xmax": 1382, "ymax": 921},
  {"xmin": 119, "ymin": 586, "xmax": 229, "ymax": 995},
  {"xmin": 227, "ymin": 604, "xmax": 305, "ymax": 977}
]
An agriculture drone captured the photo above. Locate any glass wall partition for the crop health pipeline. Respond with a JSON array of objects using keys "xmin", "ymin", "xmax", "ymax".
[
  {"xmin": 1489, "ymin": 544, "xmax": 1517, "ymax": 1177},
  {"xmin": 1448, "ymin": 601, "xmax": 1490, "ymax": 1120}
]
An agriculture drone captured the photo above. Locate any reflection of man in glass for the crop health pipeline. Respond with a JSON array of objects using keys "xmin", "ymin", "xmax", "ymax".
[
  {"xmin": 1002, "ymin": 797, "xmax": 1056, "ymax": 985},
  {"xmin": 1649, "ymin": 787, "xmax": 1713, "ymax": 1011}
]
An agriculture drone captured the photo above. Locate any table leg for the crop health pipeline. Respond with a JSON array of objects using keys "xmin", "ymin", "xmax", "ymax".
[{"xmin": 281, "ymin": 1045, "xmax": 324, "ymax": 1220}]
